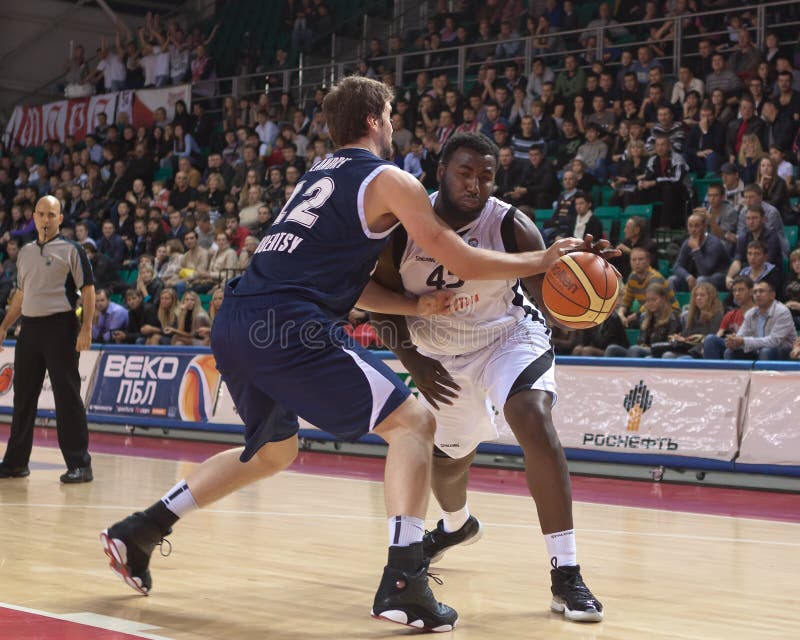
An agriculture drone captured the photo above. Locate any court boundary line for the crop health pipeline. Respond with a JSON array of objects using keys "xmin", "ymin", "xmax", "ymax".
[{"xmin": 0, "ymin": 602, "xmax": 173, "ymax": 640}]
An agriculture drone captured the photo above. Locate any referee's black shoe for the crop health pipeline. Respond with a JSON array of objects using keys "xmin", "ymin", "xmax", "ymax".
[
  {"xmin": 60, "ymin": 466, "xmax": 93, "ymax": 483},
  {"xmin": 0, "ymin": 464, "xmax": 30, "ymax": 478},
  {"xmin": 422, "ymin": 516, "xmax": 483, "ymax": 564},
  {"xmin": 371, "ymin": 564, "xmax": 458, "ymax": 632}
]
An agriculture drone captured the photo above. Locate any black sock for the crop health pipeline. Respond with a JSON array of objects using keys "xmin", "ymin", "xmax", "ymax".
[
  {"xmin": 387, "ymin": 542, "xmax": 424, "ymax": 572},
  {"xmin": 143, "ymin": 500, "xmax": 179, "ymax": 535}
]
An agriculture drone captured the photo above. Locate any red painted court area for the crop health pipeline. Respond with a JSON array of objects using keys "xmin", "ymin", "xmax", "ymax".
[
  {"xmin": 2, "ymin": 424, "xmax": 799, "ymax": 523},
  {"xmin": 0, "ymin": 607, "xmax": 145, "ymax": 640}
]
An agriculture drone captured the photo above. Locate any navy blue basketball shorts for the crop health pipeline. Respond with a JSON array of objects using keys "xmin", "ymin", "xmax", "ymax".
[{"xmin": 211, "ymin": 296, "xmax": 411, "ymax": 462}]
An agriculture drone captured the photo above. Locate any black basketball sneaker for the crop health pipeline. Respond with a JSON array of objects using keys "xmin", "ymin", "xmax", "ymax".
[
  {"xmin": 422, "ymin": 515, "xmax": 483, "ymax": 564},
  {"xmin": 549, "ymin": 558, "xmax": 604, "ymax": 622},
  {"xmin": 100, "ymin": 512, "xmax": 171, "ymax": 595},
  {"xmin": 371, "ymin": 564, "xmax": 458, "ymax": 632}
]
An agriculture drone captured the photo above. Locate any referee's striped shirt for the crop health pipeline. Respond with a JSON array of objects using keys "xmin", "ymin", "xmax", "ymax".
[{"xmin": 17, "ymin": 236, "xmax": 95, "ymax": 317}]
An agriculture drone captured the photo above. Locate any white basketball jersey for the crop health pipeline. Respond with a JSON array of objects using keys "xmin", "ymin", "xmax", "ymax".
[{"xmin": 399, "ymin": 193, "xmax": 548, "ymax": 356}]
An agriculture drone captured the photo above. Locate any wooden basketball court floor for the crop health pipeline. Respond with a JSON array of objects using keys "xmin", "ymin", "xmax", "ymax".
[{"xmin": 1, "ymin": 425, "xmax": 799, "ymax": 640}]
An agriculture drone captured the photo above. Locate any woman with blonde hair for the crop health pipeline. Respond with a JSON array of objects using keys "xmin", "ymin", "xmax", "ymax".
[
  {"xmin": 205, "ymin": 172, "xmax": 227, "ymax": 212},
  {"xmin": 195, "ymin": 285, "xmax": 224, "ymax": 345},
  {"xmin": 735, "ymin": 134, "xmax": 763, "ymax": 185},
  {"xmin": 756, "ymin": 155, "xmax": 788, "ymax": 216},
  {"xmin": 170, "ymin": 290, "xmax": 210, "ymax": 345},
  {"xmin": 236, "ymin": 169, "xmax": 262, "ymax": 208},
  {"xmin": 660, "ymin": 282, "xmax": 724, "ymax": 358},
  {"xmin": 142, "ymin": 287, "xmax": 179, "ymax": 345}
]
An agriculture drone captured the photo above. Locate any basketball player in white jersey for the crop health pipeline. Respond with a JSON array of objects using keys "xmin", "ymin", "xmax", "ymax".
[{"xmin": 371, "ymin": 132, "xmax": 611, "ymax": 622}]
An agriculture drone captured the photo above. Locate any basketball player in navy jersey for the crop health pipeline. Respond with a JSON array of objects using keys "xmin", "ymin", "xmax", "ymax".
[
  {"xmin": 100, "ymin": 77, "xmax": 582, "ymax": 632},
  {"xmin": 371, "ymin": 133, "xmax": 612, "ymax": 622}
]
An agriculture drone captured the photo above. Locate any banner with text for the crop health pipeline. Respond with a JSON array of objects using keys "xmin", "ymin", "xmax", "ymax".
[
  {"xmin": 738, "ymin": 370, "xmax": 800, "ymax": 466},
  {"xmin": 490, "ymin": 365, "xmax": 747, "ymax": 460},
  {"xmin": 0, "ymin": 346, "xmax": 99, "ymax": 410},
  {"xmin": 86, "ymin": 348, "xmax": 220, "ymax": 422},
  {"xmin": 4, "ymin": 85, "xmax": 191, "ymax": 146}
]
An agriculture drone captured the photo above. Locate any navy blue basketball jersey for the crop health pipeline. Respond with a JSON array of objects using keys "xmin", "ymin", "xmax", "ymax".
[{"xmin": 231, "ymin": 148, "xmax": 398, "ymax": 318}]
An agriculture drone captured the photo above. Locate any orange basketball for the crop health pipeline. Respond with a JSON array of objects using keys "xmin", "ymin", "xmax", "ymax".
[{"xmin": 542, "ymin": 252, "xmax": 620, "ymax": 329}]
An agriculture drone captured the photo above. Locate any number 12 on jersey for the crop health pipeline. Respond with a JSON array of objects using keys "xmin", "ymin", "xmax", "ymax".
[{"xmin": 273, "ymin": 177, "xmax": 335, "ymax": 228}]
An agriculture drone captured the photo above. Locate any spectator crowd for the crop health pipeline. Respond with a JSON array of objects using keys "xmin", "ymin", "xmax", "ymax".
[{"xmin": 2, "ymin": 0, "xmax": 800, "ymax": 358}]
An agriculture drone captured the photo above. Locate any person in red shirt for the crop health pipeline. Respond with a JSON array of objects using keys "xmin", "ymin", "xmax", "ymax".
[
  {"xmin": 702, "ymin": 275, "xmax": 754, "ymax": 358},
  {"xmin": 225, "ymin": 214, "xmax": 250, "ymax": 254}
]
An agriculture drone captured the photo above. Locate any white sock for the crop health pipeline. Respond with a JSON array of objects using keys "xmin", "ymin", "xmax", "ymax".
[
  {"xmin": 544, "ymin": 529, "xmax": 577, "ymax": 568},
  {"xmin": 442, "ymin": 505, "xmax": 470, "ymax": 533},
  {"xmin": 161, "ymin": 480, "xmax": 199, "ymax": 518},
  {"xmin": 388, "ymin": 515, "xmax": 425, "ymax": 547}
]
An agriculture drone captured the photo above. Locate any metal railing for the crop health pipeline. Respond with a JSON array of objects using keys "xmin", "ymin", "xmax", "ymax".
[
  {"xmin": 12, "ymin": 0, "xmax": 800, "ymax": 125},
  {"xmin": 190, "ymin": 0, "xmax": 800, "ymax": 121}
]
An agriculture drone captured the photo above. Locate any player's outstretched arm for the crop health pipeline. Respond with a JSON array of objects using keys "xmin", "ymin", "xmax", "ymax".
[
  {"xmin": 368, "ymin": 168, "xmax": 583, "ymax": 281},
  {"xmin": 357, "ymin": 280, "xmax": 454, "ymax": 317}
]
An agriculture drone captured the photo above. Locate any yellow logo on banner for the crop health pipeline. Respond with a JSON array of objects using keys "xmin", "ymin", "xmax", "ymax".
[{"xmin": 623, "ymin": 380, "xmax": 653, "ymax": 431}]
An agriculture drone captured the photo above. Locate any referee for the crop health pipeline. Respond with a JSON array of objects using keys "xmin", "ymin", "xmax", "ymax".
[{"xmin": 0, "ymin": 195, "xmax": 96, "ymax": 483}]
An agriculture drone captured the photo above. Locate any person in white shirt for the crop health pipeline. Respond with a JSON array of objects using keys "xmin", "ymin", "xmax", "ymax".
[
  {"xmin": 671, "ymin": 65, "xmax": 705, "ymax": 105},
  {"xmin": 721, "ymin": 280, "xmax": 796, "ymax": 360},
  {"xmin": 93, "ymin": 36, "xmax": 126, "ymax": 92},
  {"xmin": 572, "ymin": 191, "xmax": 603, "ymax": 240}
]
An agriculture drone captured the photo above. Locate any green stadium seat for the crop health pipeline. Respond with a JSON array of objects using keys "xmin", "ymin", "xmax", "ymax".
[
  {"xmin": 786, "ymin": 225, "xmax": 798, "ymax": 250},
  {"xmin": 110, "ymin": 293, "xmax": 123, "ymax": 305},
  {"xmin": 199, "ymin": 293, "xmax": 213, "ymax": 311},
  {"xmin": 625, "ymin": 329, "xmax": 640, "ymax": 345},
  {"xmin": 675, "ymin": 292, "xmax": 691, "ymax": 308},
  {"xmin": 594, "ymin": 206, "xmax": 623, "ymax": 219},
  {"xmin": 601, "ymin": 185, "xmax": 615, "ymax": 206},
  {"xmin": 623, "ymin": 204, "xmax": 653, "ymax": 219},
  {"xmin": 600, "ymin": 217, "xmax": 614, "ymax": 240},
  {"xmin": 534, "ymin": 208, "xmax": 554, "ymax": 223},
  {"xmin": 658, "ymin": 259, "xmax": 671, "ymax": 278},
  {"xmin": 694, "ymin": 179, "xmax": 721, "ymax": 205}
]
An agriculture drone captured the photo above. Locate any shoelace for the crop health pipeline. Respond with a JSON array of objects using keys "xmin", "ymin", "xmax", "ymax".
[
  {"xmin": 427, "ymin": 571, "xmax": 443, "ymax": 586},
  {"xmin": 158, "ymin": 537, "xmax": 172, "ymax": 557}
]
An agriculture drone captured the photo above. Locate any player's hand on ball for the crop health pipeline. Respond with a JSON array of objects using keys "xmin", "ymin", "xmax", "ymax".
[
  {"xmin": 545, "ymin": 237, "xmax": 585, "ymax": 267},
  {"xmin": 402, "ymin": 350, "xmax": 460, "ymax": 410},
  {"xmin": 417, "ymin": 290, "xmax": 455, "ymax": 316}
]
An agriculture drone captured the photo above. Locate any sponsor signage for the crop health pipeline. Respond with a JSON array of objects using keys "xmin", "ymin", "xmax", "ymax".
[
  {"xmin": 491, "ymin": 365, "xmax": 748, "ymax": 460},
  {"xmin": 738, "ymin": 371, "xmax": 800, "ymax": 465},
  {"xmin": 0, "ymin": 346, "xmax": 99, "ymax": 410},
  {"xmin": 87, "ymin": 349, "xmax": 220, "ymax": 421}
]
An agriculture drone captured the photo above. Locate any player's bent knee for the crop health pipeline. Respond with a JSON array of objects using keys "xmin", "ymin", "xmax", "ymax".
[
  {"xmin": 252, "ymin": 435, "xmax": 299, "ymax": 474},
  {"xmin": 375, "ymin": 396, "xmax": 435, "ymax": 443},
  {"xmin": 503, "ymin": 391, "xmax": 560, "ymax": 450}
]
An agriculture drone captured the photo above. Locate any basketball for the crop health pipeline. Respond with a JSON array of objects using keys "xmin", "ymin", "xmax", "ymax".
[{"xmin": 542, "ymin": 252, "xmax": 620, "ymax": 329}]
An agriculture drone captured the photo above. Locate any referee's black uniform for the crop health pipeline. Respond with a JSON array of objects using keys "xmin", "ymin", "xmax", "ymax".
[{"xmin": 0, "ymin": 233, "xmax": 95, "ymax": 482}]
